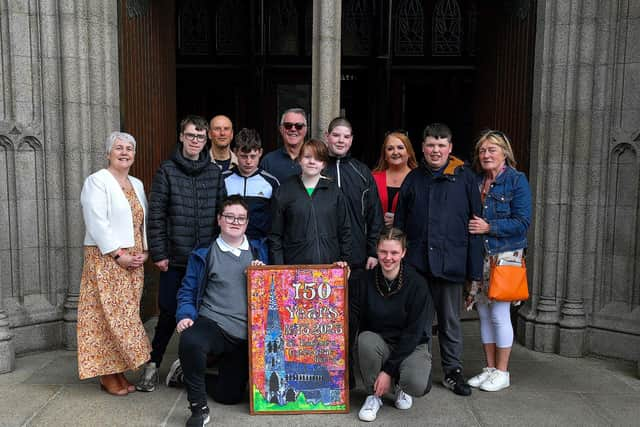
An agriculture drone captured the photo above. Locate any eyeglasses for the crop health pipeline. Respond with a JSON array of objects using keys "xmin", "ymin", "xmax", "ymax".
[
  {"xmin": 183, "ymin": 132, "xmax": 207, "ymax": 142},
  {"xmin": 221, "ymin": 214, "xmax": 248, "ymax": 225},
  {"xmin": 282, "ymin": 122, "xmax": 306, "ymax": 130}
]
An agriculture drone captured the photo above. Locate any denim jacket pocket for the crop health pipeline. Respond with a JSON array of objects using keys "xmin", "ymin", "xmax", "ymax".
[{"xmin": 489, "ymin": 192, "xmax": 513, "ymax": 217}]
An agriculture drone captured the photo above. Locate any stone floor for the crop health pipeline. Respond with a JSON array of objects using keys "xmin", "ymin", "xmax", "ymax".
[{"xmin": 0, "ymin": 320, "xmax": 638, "ymax": 427}]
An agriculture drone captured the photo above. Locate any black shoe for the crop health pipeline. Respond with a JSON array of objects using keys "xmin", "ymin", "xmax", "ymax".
[
  {"xmin": 186, "ymin": 403, "xmax": 210, "ymax": 427},
  {"xmin": 442, "ymin": 368, "xmax": 472, "ymax": 396}
]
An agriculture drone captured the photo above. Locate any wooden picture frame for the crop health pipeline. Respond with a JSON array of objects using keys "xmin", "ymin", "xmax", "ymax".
[{"xmin": 247, "ymin": 265, "xmax": 349, "ymax": 415}]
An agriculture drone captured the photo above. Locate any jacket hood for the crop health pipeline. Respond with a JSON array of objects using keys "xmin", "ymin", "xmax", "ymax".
[
  {"xmin": 420, "ymin": 155, "xmax": 466, "ymax": 176},
  {"xmin": 172, "ymin": 142, "xmax": 213, "ymax": 176}
]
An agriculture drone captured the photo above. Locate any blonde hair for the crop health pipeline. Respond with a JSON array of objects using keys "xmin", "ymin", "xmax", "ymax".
[
  {"xmin": 373, "ymin": 132, "xmax": 418, "ymax": 172},
  {"xmin": 472, "ymin": 130, "xmax": 517, "ymax": 172}
]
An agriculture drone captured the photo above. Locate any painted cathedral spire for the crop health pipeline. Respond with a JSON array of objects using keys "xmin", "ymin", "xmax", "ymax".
[{"xmin": 264, "ymin": 274, "xmax": 287, "ymax": 404}]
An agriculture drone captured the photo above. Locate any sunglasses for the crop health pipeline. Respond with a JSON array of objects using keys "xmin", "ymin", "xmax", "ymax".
[
  {"xmin": 486, "ymin": 130, "xmax": 511, "ymax": 145},
  {"xmin": 282, "ymin": 122, "xmax": 306, "ymax": 130},
  {"xmin": 385, "ymin": 129, "xmax": 409, "ymax": 137}
]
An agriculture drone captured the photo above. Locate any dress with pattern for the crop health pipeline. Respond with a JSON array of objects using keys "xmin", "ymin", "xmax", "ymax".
[{"xmin": 77, "ymin": 187, "xmax": 151, "ymax": 379}]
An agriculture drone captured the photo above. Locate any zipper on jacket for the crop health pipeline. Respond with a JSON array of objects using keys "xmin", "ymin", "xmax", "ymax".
[
  {"xmin": 193, "ymin": 176, "xmax": 199, "ymax": 246},
  {"xmin": 336, "ymin": 158, "xmax": 342, "ymax": 188},
  {"xmin": 310, "ymin": 192, "xmax": 321, "ymax": 261}
]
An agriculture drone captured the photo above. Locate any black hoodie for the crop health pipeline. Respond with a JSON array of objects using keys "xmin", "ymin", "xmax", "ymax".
[
  {"xmin": 324, "ymin": 154, "xmax": 384, "ymax": 268},
  {"xmin": 148, "ymin": 142, "xmax": 226, "ymax": 267}
]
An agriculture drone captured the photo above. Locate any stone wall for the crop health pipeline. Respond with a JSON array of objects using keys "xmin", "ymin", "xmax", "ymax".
[
  {"xmin": 519, "ymin": 0, "xmax": 640, "ymax": 362},
  {"xmin": 0, "ymin": 0, "xmax": 120, "ymax": 371}
]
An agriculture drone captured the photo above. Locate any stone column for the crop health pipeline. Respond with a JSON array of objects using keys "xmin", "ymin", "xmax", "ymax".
[
  {"xmin": 0, "ymin": 263, "xmax": 14, "ymax": 373},
  {"xmin": 59, "ymin": 1, "xmax": 120, "ymax": 349},
  {"xmin": 520, "ymin": 0, "xmax": 623, "ymax": 356},
  {"xmin": 311, "ymin": 0, "xmax": 341, "ymax": 139},
  {"xmin": 522, "ymin": 1, "xmax": 595, "ymax": 354}
]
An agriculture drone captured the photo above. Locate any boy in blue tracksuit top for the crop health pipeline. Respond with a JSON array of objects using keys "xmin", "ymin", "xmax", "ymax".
[
  {"xmin": 222, "ymin": 128, "xmax": 279, "ymax": 264},
  {"xmin": 176, "ymin": 195, "xmax": 266, "ymax": 426}
]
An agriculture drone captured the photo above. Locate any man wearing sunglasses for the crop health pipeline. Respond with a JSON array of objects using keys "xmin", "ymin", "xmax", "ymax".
[
  {"xmin": 137, "ymin": 115, "xmax": 227, "ymax": 392},
  {"xmin": 260, "ymin": 107, "xmax": 307, "ymax": 183}
]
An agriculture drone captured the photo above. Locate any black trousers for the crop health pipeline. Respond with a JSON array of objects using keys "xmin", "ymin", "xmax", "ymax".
[
  {"xmin": 150, "ymin": 266, "xmax": 185, "ymax": 367},
  {"xmin": 179, "ymin": 316, "xmax": 248, "ymax": 405}
]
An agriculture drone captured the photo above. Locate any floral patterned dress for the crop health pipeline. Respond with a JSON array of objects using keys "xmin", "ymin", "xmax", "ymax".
[{"xmin": 77, "ymin": 188, "xmax": 151, "ymax": 379}]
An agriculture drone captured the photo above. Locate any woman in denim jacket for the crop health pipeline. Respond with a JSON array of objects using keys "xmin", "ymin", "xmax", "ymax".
[{"xmin": 466, "ymin": 130, "xmax": 532, "ymax": 392}]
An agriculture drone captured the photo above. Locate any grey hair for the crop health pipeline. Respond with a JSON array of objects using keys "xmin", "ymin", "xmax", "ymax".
[
  {"xmin": 279, "ymin": 108, "xmax": 307, "ymax": 126},
  {"xmin": 105, "ymin": 131, "xmax": 137, "ymax": 155}
]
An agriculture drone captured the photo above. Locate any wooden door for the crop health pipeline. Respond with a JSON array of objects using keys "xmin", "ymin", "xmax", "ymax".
[
  {"xmin": 119, "ymin": 0, "xmax": 177, "ymax": 189},
  {"xmin": 472, "ymin": 1, "xmax": 537, "ymax": 174},
  {"xmin": 118, "ymin": 0, "xmax": 177, "ymax": 318}
]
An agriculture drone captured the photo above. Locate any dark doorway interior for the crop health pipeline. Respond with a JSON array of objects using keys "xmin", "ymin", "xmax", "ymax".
[{"xmin": 158, "ymin": 0, "xmax": 535, "ymax": 171}]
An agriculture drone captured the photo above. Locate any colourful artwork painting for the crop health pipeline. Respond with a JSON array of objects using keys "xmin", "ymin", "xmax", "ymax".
[{"xmin": 247, "ymin": 265, "xmax": 349, "ymax": 415}]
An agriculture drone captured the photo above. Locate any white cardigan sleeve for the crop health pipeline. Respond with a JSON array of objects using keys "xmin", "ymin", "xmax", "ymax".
[{"xmin": 81, "ymin": 173, "xmax": 119, "ymax": 254}]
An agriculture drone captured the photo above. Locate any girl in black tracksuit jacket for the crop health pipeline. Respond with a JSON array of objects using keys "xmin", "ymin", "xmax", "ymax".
[{"xmin": 269, "ymin": 139, "xmax": 352, "ymax": 265}]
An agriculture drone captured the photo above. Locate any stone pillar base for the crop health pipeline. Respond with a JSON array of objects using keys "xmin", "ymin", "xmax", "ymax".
[
  {"xmin": 63, "ymin": 321, "xmax": 77, "ymax": 350},
  {"xmin": 0, "ymin": 340, "xmax": 15, "ymax": 374},
  {"xmin": 533, "ymin": 323, "xmax": 558, "ymax": 353},
  {"xmin": 558, "ymin": 327, "xmax": 586, "ymax": 357},
  {"xmin": 516, "ymin": 316, "xmax": 536, "ymax": 349}
]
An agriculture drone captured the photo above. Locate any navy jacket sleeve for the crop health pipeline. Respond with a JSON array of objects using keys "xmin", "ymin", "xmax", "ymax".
[
  {"xmin": 465, "ymin": 169, "xmax": 484, "ymax": 281},
  {"xmin": 393, "ymin": 175, "xmax": 412, "ymax": 232},
  {"xmin": 175, "ymin": 251, "xmax": 204, "ymax": 322}
]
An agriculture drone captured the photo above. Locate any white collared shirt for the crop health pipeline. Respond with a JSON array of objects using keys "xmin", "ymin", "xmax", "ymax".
[{"xmin": 216, "ymin": 235, "xmax": 249, "ymax": 257}]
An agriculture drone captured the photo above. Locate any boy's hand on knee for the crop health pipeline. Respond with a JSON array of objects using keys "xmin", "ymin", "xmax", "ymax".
[{"xmin": 176, "ymin": 318, "xmax": 193, "ymax": 333}]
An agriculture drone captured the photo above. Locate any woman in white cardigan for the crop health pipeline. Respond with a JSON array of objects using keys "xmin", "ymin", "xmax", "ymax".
[{"xmin": 77, "ymin": 131, "xmax": 151, "ymax": 396}]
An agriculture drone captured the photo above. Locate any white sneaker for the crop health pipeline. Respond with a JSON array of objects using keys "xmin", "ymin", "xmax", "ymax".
[
  {"xmin": 394, "ymin": 387, "xmax": 413, "ymax": 410},
  {"xmin": 467, "ymin": 367, "xmax": 496, "ymax": 388},
  {"xmin": 358, "ymin": 395, "xmax": 382, "ymax": 422},
  {"xmin": 479, "ymin": 369, "xmax": 510, "ymax": 392}
]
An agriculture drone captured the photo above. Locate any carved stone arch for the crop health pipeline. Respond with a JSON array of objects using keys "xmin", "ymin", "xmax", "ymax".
[
  {"xmin": 17, "ymin": 136, "xmax": 43, "ymax": 151},
  {"xmin": 12, "ymin": 134, "xmax": 49, "ymax": 303},
  {"xmin": 599, "ymin": 141, "xmax": 639, "ymax": 312},
  {"xmin": 611, "ymin": 141, "xmax": 637, "ymax": 156},
  {"xmin": 0, "ymin": 136, "xmax": 14, "ymax": 150}
]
